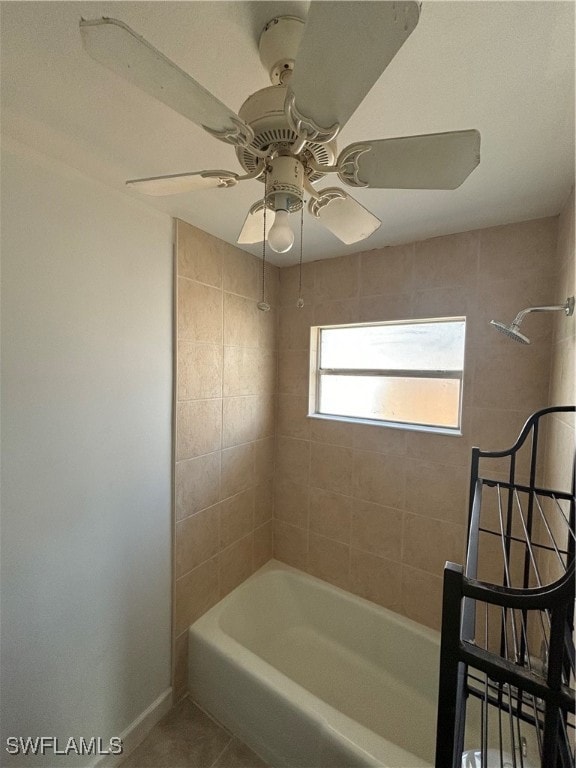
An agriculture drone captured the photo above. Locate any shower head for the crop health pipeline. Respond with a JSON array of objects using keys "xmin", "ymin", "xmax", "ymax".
[
  {"xmin": 490, "ymin": 320, "xmax": 531, "ymax": 344},
  {"xmin": 490, "ymin": 296, "xmax": 575, "ymax": 345}
]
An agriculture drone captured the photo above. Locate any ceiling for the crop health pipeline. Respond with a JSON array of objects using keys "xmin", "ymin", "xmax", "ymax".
[{"xmin": 1, "ymin": 1, "xmax": 574, "ymax": 266}]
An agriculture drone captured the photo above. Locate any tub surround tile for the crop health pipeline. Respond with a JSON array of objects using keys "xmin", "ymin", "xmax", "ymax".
[
  {"xmin": 278, "ymin": 349, "xmax": 310, "ymax": 395},
  {"xmin": 222, "ymin": 245, "xmax": 260, "ymax": 301},
  {"xmin": 411, "ymin": 285, "xmax": 471, "ymax": 322},
  {"xmin": 175, "ymin": 453, "xmax": 221, "ymax": 521},
  {"xmin": 349, "ymin": 549, "xmax": 402, "ymax": 612},
  {"xmin": 413, "ymin": 230, "xmax": 479, "ymax": 291},
  {"xmin": 176, "ymin": 505, "xmax": 221, "ymax": 578},
  {"xmin": 360, "ymin": 244, "xmax": 414, "ymax": 297},
  {"xmin": 274, "ymin": 478, "xmax": 309, "ymax": 528},
  {"xmin": 175, "ymin": 557, "xmax": 220, "ymax": 635},
  {"xmin": 278, "ymin": 304, "xmax": 314, "ymax": 351},
  {"xmin": 358, "ymin": 291, "xmax": 414, "ymax": 323},
  {"xmin": 478, "ymin": 217, "xmax": 557, "ymax": 286},
  {"xmin": 314, "ymin": 253, "xmax": 359, "ymax": 302},
  {"xmin": 224, "ymin": 293, "xmax": 260, "ymax": 348},
  {"xmin": 310, "ymin": 443, "xmax": 353, "ymax": 495},
  {"xmin": 253, "ymin": 522, "xmax": 273, "ymax": 570},
  {"xmin": 279, "ymin": 262, "xmax": 315, "ymax": 307},
  {"xmin": 401, "ymin": 565, "xmax": 443, "ymax": 631},
  {"xmin": 223, "ymin": 347, "xmax": 276, "ymax": 397},
  {"xmin": 177, "ymin": 342, "xmax": 223, "ymax": 401},
  {"xmin": 178, "ymin": 278, "xmax": 223, "ymax": 344},
  {"xmin": 350, "ymin": 500, "xmax": 403, "ymax": 562},
  {"xmin": 176, "ymin": 399, "xmax": 222, "ymax": 461},
  {"xmin": 554, "ymin": 269, "xmax": 575, "ymax": 344},
  {"xmin": 313, "ymin": 298, "xmax": 359, "ymax": 326},
  {"xmin": 543, "ymin": 416, "xmax": 576, "ymax": 496},
  {"xmin": 469, "ymin": 407, "xmax": 534, "ymax": 476},
  {"xmin": 219, "ymin": 489, "xmax": 255, "ymax": 550},
  {"xmin": 265, "ymin": 265, "xmax": 281, "ymax": 310},
  {"xmin": 274, "ymin": 520, "xmax": 308, "ymax": 570},
  {"xmin": 272, "ymin": 216, "xmax": 564, "ymax": 636},
  {"xmin": 406, "ymin": 423, "xmax": 471, "ymax": 469},
  {"xmin": 278, "ymin": 394, "xmax": 310, "ymax": 440},
  {"xmin": 276, "ymin": 436, "xmax": 310, "ymax": 484},
  {"xmin": 310, "ymin": 418, "xmax": 353, "ymax": 447},
  {"xmin": 309, "ymin": 487, "xmax": 352, "ymax": 544},
  {"xmin": 254, "ymin": 479, "xmax": 274, "ymax": 527},
  {"xmin": 307, "ymin": 533, "xmax": 350, "ymax": 591},
  {"xmin": 541, "ymin": 187, "xmax": 576, "ymax": 582},
  {"xmin": 222, "ymin": 395, "xmax": 275, "ymax": 448},
  {"xmin": 221, "ymin": 443, "xmax": 255, "ymax": 499},
  {"xmin": 402, "ymin": 514, "xmax": 465, "ymax": 576},
  {"xmin": 219, "ymin": 534, "xmax": 254, "ymax": 597},
  {"xmin": 548, "ymin": 336, "xmax": 575, "ymax": 407},
  {"xmin": 177, "ymin": 220, "xmax": 223, "ymax": 289},
  {"xmin": 175, "ymin": 222, "xmax": 278, "ymax": 652},
  {"xmin": 404, "ymin": 458, "xmax": 468, "ymax": 525},
  {"xmin": 352, "ymin": 450, "xmax": 406, "ymax": 508},
  {"xmin": 254, "ymin": 437, "xmax": 275, "ymax": 485},
  {"xmin": 473, "ymin": 273, "xmax": 557, "ymax": 347},
  {"xmin": 555, "ymin": 188, "xmax": 574, "ymax": 266},
  {"xmin": 351, "ymin": 423, "xmax": 407, "ymax": 456},
  {"xmin": 258, "ymin": 306, "xmax": 277, "ymax": 350},
  {"xmin": 176, "ymin": 215, "xmax": 567, "ymax": 649},
  {"xmin": 472, "ymin": 341, "xmax": 551, "ymax": 412}
]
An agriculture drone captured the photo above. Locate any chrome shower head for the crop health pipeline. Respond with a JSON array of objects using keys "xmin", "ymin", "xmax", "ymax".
[
  {"xmin": 490, "ymin": 320, "xmax": 531, "ymax": 344},
  {"xmin": 490, "ymin": 296, "xmax": 574, "ymax": 345}
]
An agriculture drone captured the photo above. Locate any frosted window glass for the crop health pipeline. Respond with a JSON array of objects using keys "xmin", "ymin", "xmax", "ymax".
[
  {"xmin": 319, "ymin": 376, "xmax": 461, "ymax": 428},
  {"xmin": 314, "ymin": 317, "xmax": 466, "ymax": 431},
  {"xmin": 320, "ymin": 321, "xmax": 465, "ymax": 371}
]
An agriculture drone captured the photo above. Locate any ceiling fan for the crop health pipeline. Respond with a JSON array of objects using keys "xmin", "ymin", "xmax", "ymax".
[{"xmin": 80, "ymin": 2, "xmax": 480, "ymax": 254}]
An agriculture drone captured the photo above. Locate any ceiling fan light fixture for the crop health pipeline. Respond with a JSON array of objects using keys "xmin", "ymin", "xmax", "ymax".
[
  {"xmin": 81, "ymin": 7, "xmax": 481, "ymax": 260},
  {"xmin": 264, "ymin": 156, "xmax": 304, "ymax": 253},
  {"xmin": 268, "ymin": 207, "xmax": 294, "ymax": 253}
]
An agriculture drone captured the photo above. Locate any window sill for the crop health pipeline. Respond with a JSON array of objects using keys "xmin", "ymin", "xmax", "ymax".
[{"xmin": 306, "ymin": 412, "xmax": 463, "ymax": 437}]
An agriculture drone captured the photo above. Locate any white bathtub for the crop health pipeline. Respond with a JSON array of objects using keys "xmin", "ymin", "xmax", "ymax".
[{"xmin": 188, "ymin": 560, "xmax": 440, "ymax": 767}]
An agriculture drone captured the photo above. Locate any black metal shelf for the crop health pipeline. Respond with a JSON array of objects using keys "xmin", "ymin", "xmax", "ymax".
[{"xmin": 435, "ymin": 406, "xmax": 575, "ymax": 768}]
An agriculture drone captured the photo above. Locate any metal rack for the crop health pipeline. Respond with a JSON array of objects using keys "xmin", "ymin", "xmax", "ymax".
[{"xmin": 435, "ymin": 406, "xmax": 575, "ymax": 768}]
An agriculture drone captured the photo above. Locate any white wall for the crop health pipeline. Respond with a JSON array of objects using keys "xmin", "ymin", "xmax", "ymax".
[{"xmin": 0, "ymin": 140, "xmax": 173, "ymax": 766}]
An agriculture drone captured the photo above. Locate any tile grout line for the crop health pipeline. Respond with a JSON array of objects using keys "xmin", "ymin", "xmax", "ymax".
[{"xmin": 207, "ymin": 737, "xmax": 235, "ymax": 768}]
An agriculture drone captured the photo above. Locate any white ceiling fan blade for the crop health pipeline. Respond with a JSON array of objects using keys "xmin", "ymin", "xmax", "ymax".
[
  {"xmin": 289, "ymin": 2, "xmax": 420, "ymax": 133},
  {"xmin": 80, "ymin": 18, "xmax": 253, "ymax": 145},
  {"xmin": 338, "ymin": 130, "xmax": 481, "ymax": 190},
  {"xmin": 126, "ymin": 170, "xmax": 239, "ymax": 196},
  {"xmin": 237, "ymin": 203, "xmax": 274, "ymax": 245},
  {"xmin": 308, "ymin": 189, "xmax": 381, "ymax": 245}
]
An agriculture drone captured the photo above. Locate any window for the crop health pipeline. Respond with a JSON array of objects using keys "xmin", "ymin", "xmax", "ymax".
[{"xmin": 310, "ymin": 317, "xmax": 466, "ymax": 433}]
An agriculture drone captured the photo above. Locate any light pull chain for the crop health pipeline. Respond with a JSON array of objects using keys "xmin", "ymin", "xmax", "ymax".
[
  {"xmin": 257, "ymin": 167, "xmax": 271, "ymax": 312},
  {"xmin": 296, "ymin": 201, "xmax": 305, "ymax": 309}
]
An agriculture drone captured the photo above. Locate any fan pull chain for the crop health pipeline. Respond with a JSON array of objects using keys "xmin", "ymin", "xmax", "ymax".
[
  {"xmin": 296, "ymin": 201, "xmax": 305, "ymax": 309},
  {"xmin": 257, "ymin": 167, "xmax": 271, "ymax": 312}
]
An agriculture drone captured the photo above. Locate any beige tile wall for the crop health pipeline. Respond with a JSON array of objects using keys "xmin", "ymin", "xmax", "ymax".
[
  {"xmin": 171, "ymin": 209, "xmax": 570, "ymax": 696},
  {"xmin": 275, "ymin": 216, "xmax": 560, "ymax": 631},
  {"xmin": 542, "ymin": 188, "xmax": 575, "ymax": 585},
  {"xmin": 173, "ymin": 220, "xmax": 278, "ymax": 700}
]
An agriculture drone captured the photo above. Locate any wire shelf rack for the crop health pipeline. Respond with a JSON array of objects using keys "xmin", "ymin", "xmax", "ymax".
[{"xmin": 435, "ymin": 406, "xmax": 575, "ymax": 768}]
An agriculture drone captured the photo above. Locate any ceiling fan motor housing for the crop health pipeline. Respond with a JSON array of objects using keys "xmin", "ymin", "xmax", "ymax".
[
  {"xmin": 236, "ymin": 85, "xmax": 337, "ymax": 181},
  {"xmin": 258, "ymin": 16, "xmax": 304, "ymax": 84},
  {"xmin": 266, "ymin": 156, "xmax": 304, "ymax": 212}
]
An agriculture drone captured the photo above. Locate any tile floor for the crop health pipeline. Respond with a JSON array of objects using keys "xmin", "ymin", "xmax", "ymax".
[{"xmin": 120, "ymin": 698, "xmax": 269, "ymax": 768}]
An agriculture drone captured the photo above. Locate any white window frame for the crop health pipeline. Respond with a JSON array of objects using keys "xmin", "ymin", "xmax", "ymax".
[{"xmin": 308, "ymin": 317, "xmax": 466, "ymax": 435}]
